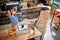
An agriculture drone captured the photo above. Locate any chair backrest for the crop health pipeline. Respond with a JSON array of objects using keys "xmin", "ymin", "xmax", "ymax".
[
  {"xmin": 37, "ymin": 10, "xmax": 50, "ymax": 34},
  {"xmin": 55, "ymin": 9, "xmax": 60, "ymax": 17}
]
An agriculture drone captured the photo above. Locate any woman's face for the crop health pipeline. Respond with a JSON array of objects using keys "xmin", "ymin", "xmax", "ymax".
[
  {"xmin": 11, "ymin": 6, "xmax": 17, "ymax": 14},
  {"xmin": 13, "ymin": 6, "xmax": 17, "ymax": 12}
]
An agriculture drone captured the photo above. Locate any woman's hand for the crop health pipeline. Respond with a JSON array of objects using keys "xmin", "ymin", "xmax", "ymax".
[{"xmin": 7, "ymin": 10, "xmax": 11, "ymax": 17}]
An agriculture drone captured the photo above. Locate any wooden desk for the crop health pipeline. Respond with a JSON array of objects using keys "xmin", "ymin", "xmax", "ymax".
[
  {"xmin": 15, "ymin": 28, "xmax": 41, "ymax": 40},
  {"xmin": 21, "ymin": 6, "xmax": 41, "ymax": 11},
  {"xmin": 21, "ymin": 4, "xmax": 51, "ymax": 11},
  {"xmin": 0, "ymin": 23, "xmax": 41, "ymax": 40},
  {"xmin": 21, "ymin": 4, "xmax": 43, "ymax": 11},
  {"xmin": 27, "ymin": 28, "xmax": 41, "ymax": 39}
]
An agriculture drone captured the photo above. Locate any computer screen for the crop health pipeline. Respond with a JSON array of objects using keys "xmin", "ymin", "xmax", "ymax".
[
  {"xmin": 6, "ymin": 2, "xmax": 20, "ymax": 12},
  {"xmin": 53, "ymin": 0, "xmax": 60, "ymax": 6}
]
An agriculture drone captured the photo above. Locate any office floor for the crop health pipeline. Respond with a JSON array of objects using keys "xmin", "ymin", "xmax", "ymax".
[
  {"xmin": 53, "ymin": 29, "xmax": 60, "ymax": 40},
  {"xmin": 35, "ymin": 17, "xmax": 60, "ymax": 40}
]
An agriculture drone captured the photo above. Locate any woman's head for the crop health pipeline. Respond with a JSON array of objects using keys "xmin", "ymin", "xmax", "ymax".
[
  {"xmin": 10, "ymin": 6, "xmax": 17, "ymax": 14},
  {"xmin": 7, "ymin": 5, "xmax": 17, "ymax": 14},
  {"xmin": 7, "ymin": 6, "xmax": 17, "ymax": 17}
]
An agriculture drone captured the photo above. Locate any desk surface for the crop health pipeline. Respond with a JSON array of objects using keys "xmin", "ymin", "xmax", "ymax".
[
  {"xmin": 21, "ymin": 4, "xmax": 51, "ymax": 10},
  {"xmin": 27, "ymin": 28, "xmax": 41, "ymax": 39},
  {"xmin": 0, "ymin": 28, "xmax": 41, "ymax": 40},
  {"xmin": 15, "ymin": 28, "xmax": 41, "ymax": 40}
]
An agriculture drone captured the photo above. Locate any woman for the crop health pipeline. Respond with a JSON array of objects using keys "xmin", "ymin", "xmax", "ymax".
[{"xmin": 7, "ymin": 6, "xmax": 19, "ymax": 30}]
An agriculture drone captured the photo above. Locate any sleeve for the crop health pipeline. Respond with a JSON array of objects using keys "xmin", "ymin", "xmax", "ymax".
[{"xmin": 10, "ymin": 15, "xmax": 19, "ymax": 26}]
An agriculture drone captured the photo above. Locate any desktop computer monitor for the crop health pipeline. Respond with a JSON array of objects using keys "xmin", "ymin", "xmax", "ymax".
[
  {"xmin": 1, "ymin": 2, "xmax": 21, "ymax": 12},
  {"xmin": 6, "ymin": 2, "xmax": 20, "ymax": 12},
  {"xmin": 53, "ymin": 0, "xmax": 60, "ymax": 6}
]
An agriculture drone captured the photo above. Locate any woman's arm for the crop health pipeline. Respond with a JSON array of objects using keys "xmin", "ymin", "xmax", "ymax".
[{"xmin": 7, "ymin": 10, "xmax": 11, "ymax": 17}]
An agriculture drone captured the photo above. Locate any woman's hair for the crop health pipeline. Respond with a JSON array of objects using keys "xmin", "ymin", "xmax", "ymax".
[
  {"xmin": 6, "ymin": 5, "xmax": 17, "ymax": 15},
  {"xmin": 7, "ymin": 5, "xmax": 17, "ymax": 11}
]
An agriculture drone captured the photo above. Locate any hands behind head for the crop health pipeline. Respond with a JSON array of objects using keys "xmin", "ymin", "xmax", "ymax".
[
  {"xmin": 6, "ymin": 6, "xmax": 17, "ymax": 17},
  {"xmin": 7, "ymin": 7, "xmax": 17, "ymax": 17},
  {"xmin": 7, "ymin": 10, "xmax": 11, "ymax": 17}
]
